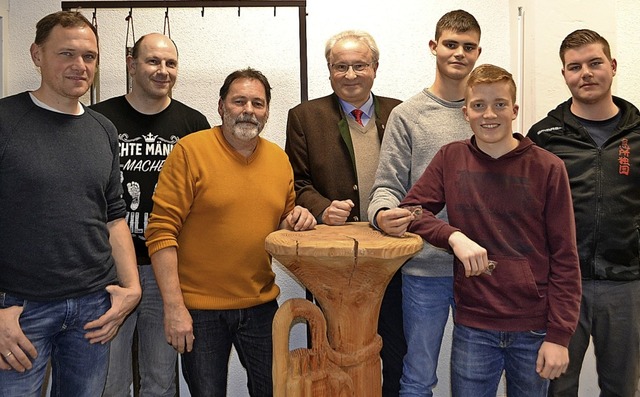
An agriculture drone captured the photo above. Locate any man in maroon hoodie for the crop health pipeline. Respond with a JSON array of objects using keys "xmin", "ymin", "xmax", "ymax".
[{"xmin": 391, "ymin": 64, "xmax": 581, "ymax": 397}]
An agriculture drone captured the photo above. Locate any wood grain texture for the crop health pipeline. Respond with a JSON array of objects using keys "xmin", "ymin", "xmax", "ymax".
[{"xmin": 268, "ymin": 222, "xmax": 423, "ymax": 397}]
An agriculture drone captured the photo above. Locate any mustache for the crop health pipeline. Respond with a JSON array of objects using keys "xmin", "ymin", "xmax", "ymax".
[{"xmin": 235, "ymin": 114, "xmax": 260, "ymax": 125}]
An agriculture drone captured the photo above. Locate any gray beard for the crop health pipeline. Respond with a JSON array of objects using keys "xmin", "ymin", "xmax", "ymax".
[
  {"xmin": 233, "ymin": 123, "xmax": 260, "ymax": 141},
  {"xmin": 221, "ymin": 106, "xmax": 266, "ymax": 142}
]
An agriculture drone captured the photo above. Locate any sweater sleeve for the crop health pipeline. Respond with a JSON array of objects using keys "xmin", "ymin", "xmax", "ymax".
[
  {"xmin": 145, "ymin": 143, "xmax": 195, "ymax": 256},
  {"xmin": 282, "ymin": 165, "xmax": 297, "ymax": 223},
  {"xmin": 103, "ymin": 115, "xmax": 126, "ymax": 222},
  {"xmin": 401, "ymin": 149, "xmax": 460, "ymax": 248},
  {"xmin": 542, "ymin": 161, "xmax": 582, "ymax": 347},
  {"xmin": 368, "ymin": 108, "xmax": 414, "ymax": 223}
]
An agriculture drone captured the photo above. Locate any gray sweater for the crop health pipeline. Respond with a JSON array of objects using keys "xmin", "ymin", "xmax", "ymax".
[{"xmin": 368, "ymin": 88, "xmax": 472, "ymax": 277}]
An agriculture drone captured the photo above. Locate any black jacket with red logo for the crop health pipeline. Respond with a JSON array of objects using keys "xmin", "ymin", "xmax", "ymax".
[{"xmin": 528, "ymin": 96, "xmax": 640, "ymax": 281}]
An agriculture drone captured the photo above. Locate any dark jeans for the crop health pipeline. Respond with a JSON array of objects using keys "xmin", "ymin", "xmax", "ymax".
[
  {"xmin": 181, "ymin": 300, "xmax": 278, "ymax": 397},
  {"xmin": 549, "ymin": 279, "xmax": 640, "ymax": 397},
  {"xmin": 379, "ymin": 269, "xmax": 406, "ymax": 397}
]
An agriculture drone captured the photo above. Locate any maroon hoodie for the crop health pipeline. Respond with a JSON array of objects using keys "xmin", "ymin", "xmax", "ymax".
[{"xmin": 402, "ymin": 134, "xmax": 581, "ymax": 347}]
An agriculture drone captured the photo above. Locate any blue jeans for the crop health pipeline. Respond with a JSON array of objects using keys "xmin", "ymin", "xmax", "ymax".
[
  {"xmin": 400, "ymin": 275, "xmax": 454, "ymax": 397},
  {"xmin": 0, "ymin": 289, "xmax": 111, "ymax": 397},
  {"xmin": 452, "ymin": 324, "xmax": 549, "ymax": 397},
  {"xmin": 102, "ymin": 265, "xmax": 177, "ymax": 397},
  {"xmin": 549, "ymin": 279, "xmax": 640, "ymax": 397},
  {"xmin": 181, "ymin": 300, "xmax": 278, "ymax": 397}
]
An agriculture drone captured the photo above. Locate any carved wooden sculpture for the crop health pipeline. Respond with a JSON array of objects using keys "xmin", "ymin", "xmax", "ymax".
[
  {"xmin": 267, "ymin": 222, "xmax": 423, "ymax": 397},
  {"xmin": 273, "ymin": 298, "xmax": 354, "ymax": 396}
]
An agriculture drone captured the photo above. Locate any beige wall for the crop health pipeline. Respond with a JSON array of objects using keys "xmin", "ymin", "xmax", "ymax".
[{"xmin": 511, "ymin": 0, "xmax": 619, "ymax": 133}]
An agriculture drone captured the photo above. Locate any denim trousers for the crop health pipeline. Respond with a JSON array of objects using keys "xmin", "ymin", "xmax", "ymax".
[
  {"xmin": 400, "ymin": 275, "xmax": 454, "ymax": 397},
  {"xmin": 0, "ymin": 289, "xmax": 111, "ymax": 397},
  {"xmin": 181, "ymin": 300, "xmax": 278, "ymax": 397},
  {"xmin": 451, "ymin": 324, "xmax": 549, "ymax": 397},
  {"xmin": 549, "ymin": 279, "xmax": 640, "ymax": 397},
  {"xmin": 102, "ymin": 265, "xmax": 177, "ymax": 397}
]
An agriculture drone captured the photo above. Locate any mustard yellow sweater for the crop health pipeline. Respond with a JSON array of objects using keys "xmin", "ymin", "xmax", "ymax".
[{"xmin": 146, "ymin": 126, "xmax": 295, "ymax": 310}]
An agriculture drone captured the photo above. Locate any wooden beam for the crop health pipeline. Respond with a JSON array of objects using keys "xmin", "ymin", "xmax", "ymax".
[
  {"xmin": 61, "ymin": 0, "xmax": 309, "ymax": 103},
  {"xmin": 61, "ymin": 1, "xmax": 306, "ymax": 10}
]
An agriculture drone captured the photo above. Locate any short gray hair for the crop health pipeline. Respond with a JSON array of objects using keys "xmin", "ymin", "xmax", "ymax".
[{"xmin": 325, "ymin": 30, "xmax": 379, "ymax": 64}]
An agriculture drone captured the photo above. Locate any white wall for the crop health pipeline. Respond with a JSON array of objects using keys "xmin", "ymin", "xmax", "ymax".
[{"xmin": 4, "ymin": 0, "xmax": 638, "ymax": 396}]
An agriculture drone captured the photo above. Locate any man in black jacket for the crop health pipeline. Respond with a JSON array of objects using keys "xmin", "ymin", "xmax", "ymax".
[{"xmin": 528, "ymin": 29, "xmax": 640, "ymax": 397}]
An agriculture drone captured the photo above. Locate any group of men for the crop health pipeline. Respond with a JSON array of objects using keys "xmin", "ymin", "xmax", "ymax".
[{"xmin": 0, "ymin": 7, "xmax": 638, "ymax": 397}]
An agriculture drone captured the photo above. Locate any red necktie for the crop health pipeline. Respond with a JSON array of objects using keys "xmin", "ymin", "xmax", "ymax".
[{"xmin": 351, "ymin": 109, "xmax": 364, "ymax": 126}]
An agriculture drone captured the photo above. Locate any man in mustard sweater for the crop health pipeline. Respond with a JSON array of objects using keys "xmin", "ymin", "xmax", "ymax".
[{"xmin": 145, "ymin": 68, "xmax": 316, "ymax": 397}]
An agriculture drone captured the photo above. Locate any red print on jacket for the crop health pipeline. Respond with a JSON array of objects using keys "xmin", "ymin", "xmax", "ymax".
[{"xmin": 619, "ymin": 138, "xmax": 631, "ymax": 176}]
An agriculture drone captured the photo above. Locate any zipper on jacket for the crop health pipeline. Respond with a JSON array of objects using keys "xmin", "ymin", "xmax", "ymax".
[{"xmin": 591, "ymin": 147, "xmax": 603, "ymax": 277}]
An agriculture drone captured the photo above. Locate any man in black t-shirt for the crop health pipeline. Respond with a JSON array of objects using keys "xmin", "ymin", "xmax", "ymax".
[{"xmin": 91, "ymin": 32, "xmax": 209, "ymax": 397}]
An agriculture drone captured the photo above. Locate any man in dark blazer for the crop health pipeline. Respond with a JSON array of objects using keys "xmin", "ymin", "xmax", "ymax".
[{"xmin": 285, "ymin": 30, "xmax": 404, "ymax": 397}]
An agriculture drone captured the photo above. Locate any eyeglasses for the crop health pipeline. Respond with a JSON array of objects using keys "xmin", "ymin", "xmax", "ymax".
[{"xmin": 329, "ymin": 63, "xmax": 372, "ymax": 74}]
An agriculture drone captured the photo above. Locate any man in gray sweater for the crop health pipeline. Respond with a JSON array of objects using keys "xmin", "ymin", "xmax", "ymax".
[{"xmin": 368, "ymin": 9, "xmax": 482, "ymax": 397}]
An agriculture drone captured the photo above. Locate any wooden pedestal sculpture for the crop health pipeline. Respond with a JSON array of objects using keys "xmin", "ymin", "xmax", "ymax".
[
  {"xmin": 273, "ymin": 298, "xmax": 355, "ymax": 396},
  {"xmin": 266, "ymin": 222, "xmax": 423, "ymax": 397}
]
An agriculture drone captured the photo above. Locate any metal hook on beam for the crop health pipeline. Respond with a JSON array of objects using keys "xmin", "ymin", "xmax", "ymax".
[
  {"xmin": 125, "ymin": 7, "xmax": 135, "ymax": 94},
  {"xmin": 91, "ymin": 8, "xmax": 98, "ymax": 28},
  {"xmin": 164, "ymin": 7, "xmax": 171, "ymax": 38},
  {"xmin": 125, "ymin": 8, "xmax": 135, "ymax": 47},
  {"xmin": 90, "ymin": 8, "xmax": 100, "ymax": 104}
]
